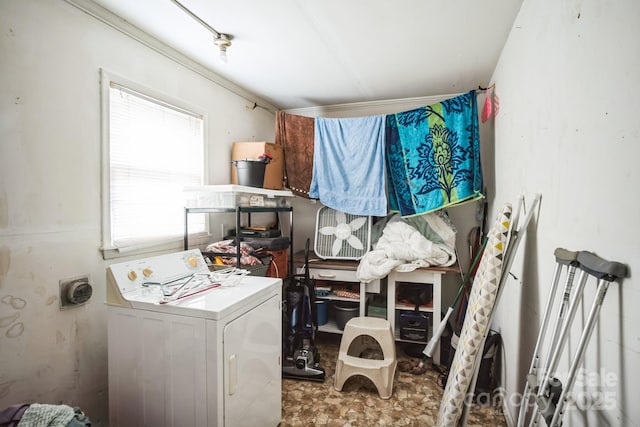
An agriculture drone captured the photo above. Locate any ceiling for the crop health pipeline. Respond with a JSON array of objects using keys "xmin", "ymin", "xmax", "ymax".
[{"xmin": 89, "ymin": 0, "xmax": 523, "ymax": 110}]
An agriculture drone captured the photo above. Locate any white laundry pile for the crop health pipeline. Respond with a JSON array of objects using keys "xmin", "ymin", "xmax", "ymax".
[{"xmin": 356, "ymin": 211, "xmax": 457, "ymax": 283}]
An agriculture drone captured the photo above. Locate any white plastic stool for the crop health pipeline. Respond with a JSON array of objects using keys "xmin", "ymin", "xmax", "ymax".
[{"xmin": 334, "ymin": 316, "xmax": 397, "ymax": 399}]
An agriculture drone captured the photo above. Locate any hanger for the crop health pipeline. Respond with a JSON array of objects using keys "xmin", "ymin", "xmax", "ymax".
[{"xmin": 477, "ymin": 83, "xmax": 495, "ymax": 91}]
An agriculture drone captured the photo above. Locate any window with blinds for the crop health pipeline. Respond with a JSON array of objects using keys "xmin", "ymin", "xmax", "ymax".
[{"xmin": 102, "ymin": 74, "xmax": 206, "ymax": 254}]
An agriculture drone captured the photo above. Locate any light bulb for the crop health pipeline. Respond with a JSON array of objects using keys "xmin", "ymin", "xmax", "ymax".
[{"xmin": 213, "ymin": 33, "xmax": 232, "ymax": 64}]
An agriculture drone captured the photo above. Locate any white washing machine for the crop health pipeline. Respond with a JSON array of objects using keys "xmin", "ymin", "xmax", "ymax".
[{"xmin": 106, "ymin": 249, "xmax": 282, "ymax": 427}]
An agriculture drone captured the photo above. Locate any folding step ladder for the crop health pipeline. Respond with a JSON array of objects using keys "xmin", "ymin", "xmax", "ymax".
[{"xmin": 517, "ymin": 249, "xmax": 627, "ymax": 427}]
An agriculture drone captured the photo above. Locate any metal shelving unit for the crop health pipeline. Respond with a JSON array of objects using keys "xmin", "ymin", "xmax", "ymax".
[{"xmin": 184, "ymin": 205, "xmax": 294, "ymax": 274}]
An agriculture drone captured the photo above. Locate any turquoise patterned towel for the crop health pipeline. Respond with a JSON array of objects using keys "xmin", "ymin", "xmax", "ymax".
[{"xmin": 385, "ymin": 91, "xmax": 484, "ymax": 217}]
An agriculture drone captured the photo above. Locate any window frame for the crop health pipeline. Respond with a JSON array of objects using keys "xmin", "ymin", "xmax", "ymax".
[{"xmin": 100, "ymin": 68, "xmax": 210, "ymax": 259}]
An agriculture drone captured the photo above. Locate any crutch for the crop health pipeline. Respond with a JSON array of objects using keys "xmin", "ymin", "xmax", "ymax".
[
  {"xmin": 523, "ymin": 251, "xmax": 627, "ymax": 427},
  {"xmin": 516, "ymin": 248, "xmax": 580, "ymax": 427}
]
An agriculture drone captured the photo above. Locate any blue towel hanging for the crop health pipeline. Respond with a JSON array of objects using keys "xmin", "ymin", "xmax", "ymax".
[{"xmin": 309, "ymin": 115, "xmax": 387, "ymax": 217}]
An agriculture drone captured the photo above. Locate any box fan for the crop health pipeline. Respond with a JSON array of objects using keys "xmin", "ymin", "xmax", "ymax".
[{"xmin": 314, "ymin": 206, "xmax": 372, "ymax": 260}]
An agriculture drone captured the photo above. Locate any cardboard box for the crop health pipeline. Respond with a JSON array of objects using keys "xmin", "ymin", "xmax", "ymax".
[{"xmin": 231, "ymin": 142, "xmax": 284, "ymax": 190}]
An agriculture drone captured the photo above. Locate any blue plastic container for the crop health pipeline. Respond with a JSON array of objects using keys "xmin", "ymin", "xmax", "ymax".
[{"xmin": 315, "ymin": 300, "xmax": 329, "ymax": 326}]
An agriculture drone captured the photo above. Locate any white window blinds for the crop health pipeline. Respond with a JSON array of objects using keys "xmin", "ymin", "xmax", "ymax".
[{"xmin": 107, "ymin": 81, "xmax": 205, "ymax": 250}]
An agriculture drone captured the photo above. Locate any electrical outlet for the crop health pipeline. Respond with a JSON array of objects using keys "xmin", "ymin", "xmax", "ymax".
[{"xmin": 59, "ymin": 275, "xmax": 92, "ymax": 310}]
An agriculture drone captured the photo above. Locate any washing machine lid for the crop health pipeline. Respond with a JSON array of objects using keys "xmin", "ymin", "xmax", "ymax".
[{"xmin": 162, "ymin": 275, "xmax": 280, "ymax": 320}]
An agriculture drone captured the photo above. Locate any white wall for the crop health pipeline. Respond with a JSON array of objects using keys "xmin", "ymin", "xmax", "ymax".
[
  {"xmin": 0, "ymin": 1, "xmax": 275, "ymax": 424},
  {"xmin": 491, "ymin": 0, "xmax": 640, "ymax": 425}
]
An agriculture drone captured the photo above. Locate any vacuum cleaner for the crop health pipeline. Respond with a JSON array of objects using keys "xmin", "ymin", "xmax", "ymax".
[{"xmin": 282, "ymin": 239, "xmax": 325, "ymax": 382}]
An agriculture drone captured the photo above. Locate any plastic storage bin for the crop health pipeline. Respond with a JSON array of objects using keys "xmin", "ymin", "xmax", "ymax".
[
  {"xmin": 184, "ymin": 185, "xmax": 293, "ymax": 209},
  {"xmin": 399, "ymin": 310, "xmax": 431, "ymax": 341},
  {"xmin": 367, "ymin": 305, "xmax": 387, "ymax": 319}
]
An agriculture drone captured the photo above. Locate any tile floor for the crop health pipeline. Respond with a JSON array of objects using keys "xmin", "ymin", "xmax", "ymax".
[{"xmin": 280, "ymin": 333, "xmax": 507, "ymax": 426}]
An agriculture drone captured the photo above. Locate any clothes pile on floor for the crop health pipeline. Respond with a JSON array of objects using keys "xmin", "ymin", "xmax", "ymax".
[{"xmin": 0, "ymin": 403, "xmax": 91, "ymax": 426}]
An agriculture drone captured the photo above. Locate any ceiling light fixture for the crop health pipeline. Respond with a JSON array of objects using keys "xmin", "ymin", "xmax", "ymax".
[
  {"xmin": 213, "ymin": 33, "xmax": 232, "ymax": 63},
  {"xmin": 170, "ymin": 0, "xmax": 233, "ymax": 63}
]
